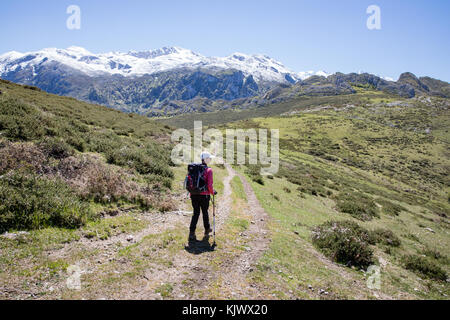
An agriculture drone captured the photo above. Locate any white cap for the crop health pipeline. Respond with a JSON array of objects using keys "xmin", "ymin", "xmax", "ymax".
[{"xmin": 200, "ymin": 151, "xmax": 214, "ymax": 161}]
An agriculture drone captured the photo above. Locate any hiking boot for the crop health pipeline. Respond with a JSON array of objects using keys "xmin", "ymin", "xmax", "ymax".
[
  {"xmin": 188, "ymin": 232, "xmax": 196, "ymax": 241},
  {"xmin": 205, "ymin": 228, "xmax": 212, "ymax": 236}
]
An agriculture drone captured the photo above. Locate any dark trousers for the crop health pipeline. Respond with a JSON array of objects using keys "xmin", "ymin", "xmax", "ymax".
[{"xmin": 190, "ymin": 195, "xmax": 211, "ymax": 233}]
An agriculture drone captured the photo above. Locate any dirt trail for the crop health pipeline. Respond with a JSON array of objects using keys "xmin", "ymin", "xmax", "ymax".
[{"xmin": 123, "ymin": 164, "xmax": 271, "ymax": 299}]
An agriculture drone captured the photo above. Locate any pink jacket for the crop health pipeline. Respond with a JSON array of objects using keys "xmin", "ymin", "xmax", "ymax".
[{"xmin": 200, "ymin": 167, "xmax": 214, "ymax": 196}]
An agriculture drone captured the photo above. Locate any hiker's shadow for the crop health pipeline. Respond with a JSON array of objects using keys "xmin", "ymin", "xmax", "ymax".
[{"xmin": 184, "ymin": 235, "xmax": 216, "ymax": 255}]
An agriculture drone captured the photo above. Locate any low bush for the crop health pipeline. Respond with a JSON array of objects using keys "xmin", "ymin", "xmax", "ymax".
[
  {"xmin": 144, "ymin": 174, "xmax": 172, "ymax": 190},
  {"xmin": 56, "ymin": 155, "xmax": 174, "ymax": 211},
  {"xmin": 402, "ymin": 254, "xmax": 447, "ymax": 281},
  {"xmin": 66, "ymin": 134, "xmax": 86, "ymax": 152},
  {"xmin": 86, "ymin": 131, "xmax": 123, "ymax": 154},
  {"xmin": 371, "ymin": 228, "xmax": 401, "ymax": 247},
  {"xmin": 57, "ymin": 155, "xmax": 129, "ymax": 203},
  {"xmin": 312, "ymin": 220, "xmax": 374, "ymax": 269},
  {"xmin": 83, "ymin": 162, "xmax": 128, "ymax": 203},
  {"xmin": 0, "ymin": 98, "xmax": 45, "ymax": 140},
  {"xmin": 106, "ymin": 144, "xmax": 173, "ymax": 178},
  {"xmin": 423, "ymin": 248, "xmax": 450, "ymax": 265},
  {"xmin": 245, "ymin": 165, "xmax": 264, "ymax": 185},
  {"xmin": 336, "ymin": 191, "xmax": 379, "ymax": 221},
  {"xmin": 0, "ymin": 172, "xmax": 95, "ymax": 233},
  {"xmin": 23, "ymin": 85, "xmax": 42, "ymax": 91},
  {"xmin": 0, "ymin": 141, "xmax": 48, "ymax": 174}
]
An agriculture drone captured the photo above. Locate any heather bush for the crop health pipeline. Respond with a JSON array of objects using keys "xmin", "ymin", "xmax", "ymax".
[
  {"xmin": 56, "ymin": 155, "xmax": 174, "ymax": 210},
  {"xmin": 57, "ymin": 155, "xmax": 128, "ymax": 202},
  {"xmin": 0, "ymin": 141, "xmax": 48, "ymax": 174},
  {"xmin": 38, "ymin": 137, "xmax": 74, "ymax": 159},
  {"xmin": 0, "ymin": 172, "xmax": 95, "ymax": 232},
  {"xmin": 423, "ymin": 248, "xmax": 450, "ymax": 265},
  {"xmin": 371, "ymin": 228, "xmax": 401, "ymax": 247},
  {"xmin": 336, "ymin": 191, "xmax": 379, "ymax": 221},
  {"xmin": 402, "ymin": 254, "xmax": 447, "ymax": 281},
  {"xmin": 0, "ymin": 98, "xmax": 45, "ymax": 140},
  {"xmin": 106, "ymin": 144, "xmax": 173, "ymax": 178},
  {"xmin": 245, "ymin": 165, "xmax": 264, "ymax": 185}
]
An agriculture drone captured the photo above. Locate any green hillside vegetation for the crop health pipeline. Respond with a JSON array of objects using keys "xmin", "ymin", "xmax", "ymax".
[
  {"xmin": 160, "ymin": 91, "xmax": 399, "ymax": 129},
  {"xmin": 1, "ymin": 78, "xmax": 449, "ymax": 300},
  {"xmin": 0, "ymin": 79, "xmax": 175, "ymax": 233}
]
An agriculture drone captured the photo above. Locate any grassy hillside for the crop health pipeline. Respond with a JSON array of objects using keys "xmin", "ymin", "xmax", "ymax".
[
  {"xmin": 0, "ymin": 79, "xmax": 176, "ymax": 232},
  {"xmin": 216, "ymin": 93, "xmax": 450, "ymax": 299}
]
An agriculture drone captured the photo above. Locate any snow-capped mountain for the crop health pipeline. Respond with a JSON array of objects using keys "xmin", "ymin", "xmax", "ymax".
[
  {"xmin": 0, "ymin": 46, "xmax": 325, "ymax": 84},
  {"xmin": 0, "ymin": 46, "xmax": 334, "ymax": 116}
]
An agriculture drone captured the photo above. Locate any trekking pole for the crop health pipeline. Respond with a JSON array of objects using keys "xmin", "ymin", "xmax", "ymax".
[{"xmin": 212, "ymin": 193, "xmax": 216, "ymax": 246}]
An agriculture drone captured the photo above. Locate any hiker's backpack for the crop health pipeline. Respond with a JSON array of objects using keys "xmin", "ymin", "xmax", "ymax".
[{"xmin": 185, "ymin": 163, "xmax": 208, "ymax": 195}]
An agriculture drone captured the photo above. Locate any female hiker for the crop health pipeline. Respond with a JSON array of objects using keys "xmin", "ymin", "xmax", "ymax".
[{"xmin": 187, "ymin": 151, "xmax": 217, "ymax": 241}]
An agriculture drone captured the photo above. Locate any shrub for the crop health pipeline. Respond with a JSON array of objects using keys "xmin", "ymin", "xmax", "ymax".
[
  {"xmin": 312, "ymin": 220, "xmax": 374, "ymax": 269},
  {"xmin": 0, "ymin": 172, "xmax": 95, "ymax": 232},
  {"xmin": 57, "ymin": 155, "xmax": 128, "ymax": 203},
  {"xmin": 38, "ymin": 137, "xmax": 74, "ymax": 159},
  {"xmin": 423, "ymin": 248, "xmax": 450, "ymax": 265},
  {"xmin": 336, "ymin": 191, "xmax": 379, "ymax": 221},
  {"xmin": 0, "ymin": 98, "xmax": 45, "ymax": 140},
  {"xmin": 402, "ymin": 255, "xmax": 447, "ymax": 281},
  {"xmin": 283, "ymin": 187, "xmax": 291, "ymax": 193},
  {"xmin": 66, "ymin": 134, "xmax": 86, "ymax": 152},
  {"xmin": 56, "ymin": 155, "xmax": 173, "ymax": 210},
  {"xmin": 106, "ymin": 145, "xmax": 173, "ymax": 178},
  {"xmin": 86, "ymin": 131, "xmax": 123, "ymax": 154},
  {"xmin": 83, "ymin": 163, "xmax": 127, "ymax": 203},
  {"xmin": 245, "ymin": 165, "xmax": 264, "ymax": 185},
  {"xmin": 23, "ymin": 85, "xmax": 41, "ymax": 92},
  {"xmin": 371, "ymin": 228, "xmax": 401, "ymax": 247},
  {"xmin": 144, "ymin": 174, "xmax": 172, "ymax": 190},
  {"xmin": 0, "ymin": 141, "xmax": 48, "ymax": 174}
]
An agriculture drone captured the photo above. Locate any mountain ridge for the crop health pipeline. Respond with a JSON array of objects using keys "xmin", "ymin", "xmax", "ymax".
[
  {"xmin": 0, "ymin": 46, "xmax": 324, "ymax": 83},
  {"xmin": 1, "ymin": 46, "xmax": 449, "ymax": 117}
]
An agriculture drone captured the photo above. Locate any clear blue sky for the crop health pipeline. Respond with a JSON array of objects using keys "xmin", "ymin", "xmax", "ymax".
[{"xmin": 1, "ymin": 0, "xmax": 449, "ymax": 81}]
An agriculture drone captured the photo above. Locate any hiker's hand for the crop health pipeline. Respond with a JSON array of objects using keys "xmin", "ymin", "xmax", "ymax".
[{"xmin": 214, "ymin": 191, "xmax": 218, "ymax": 195}]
